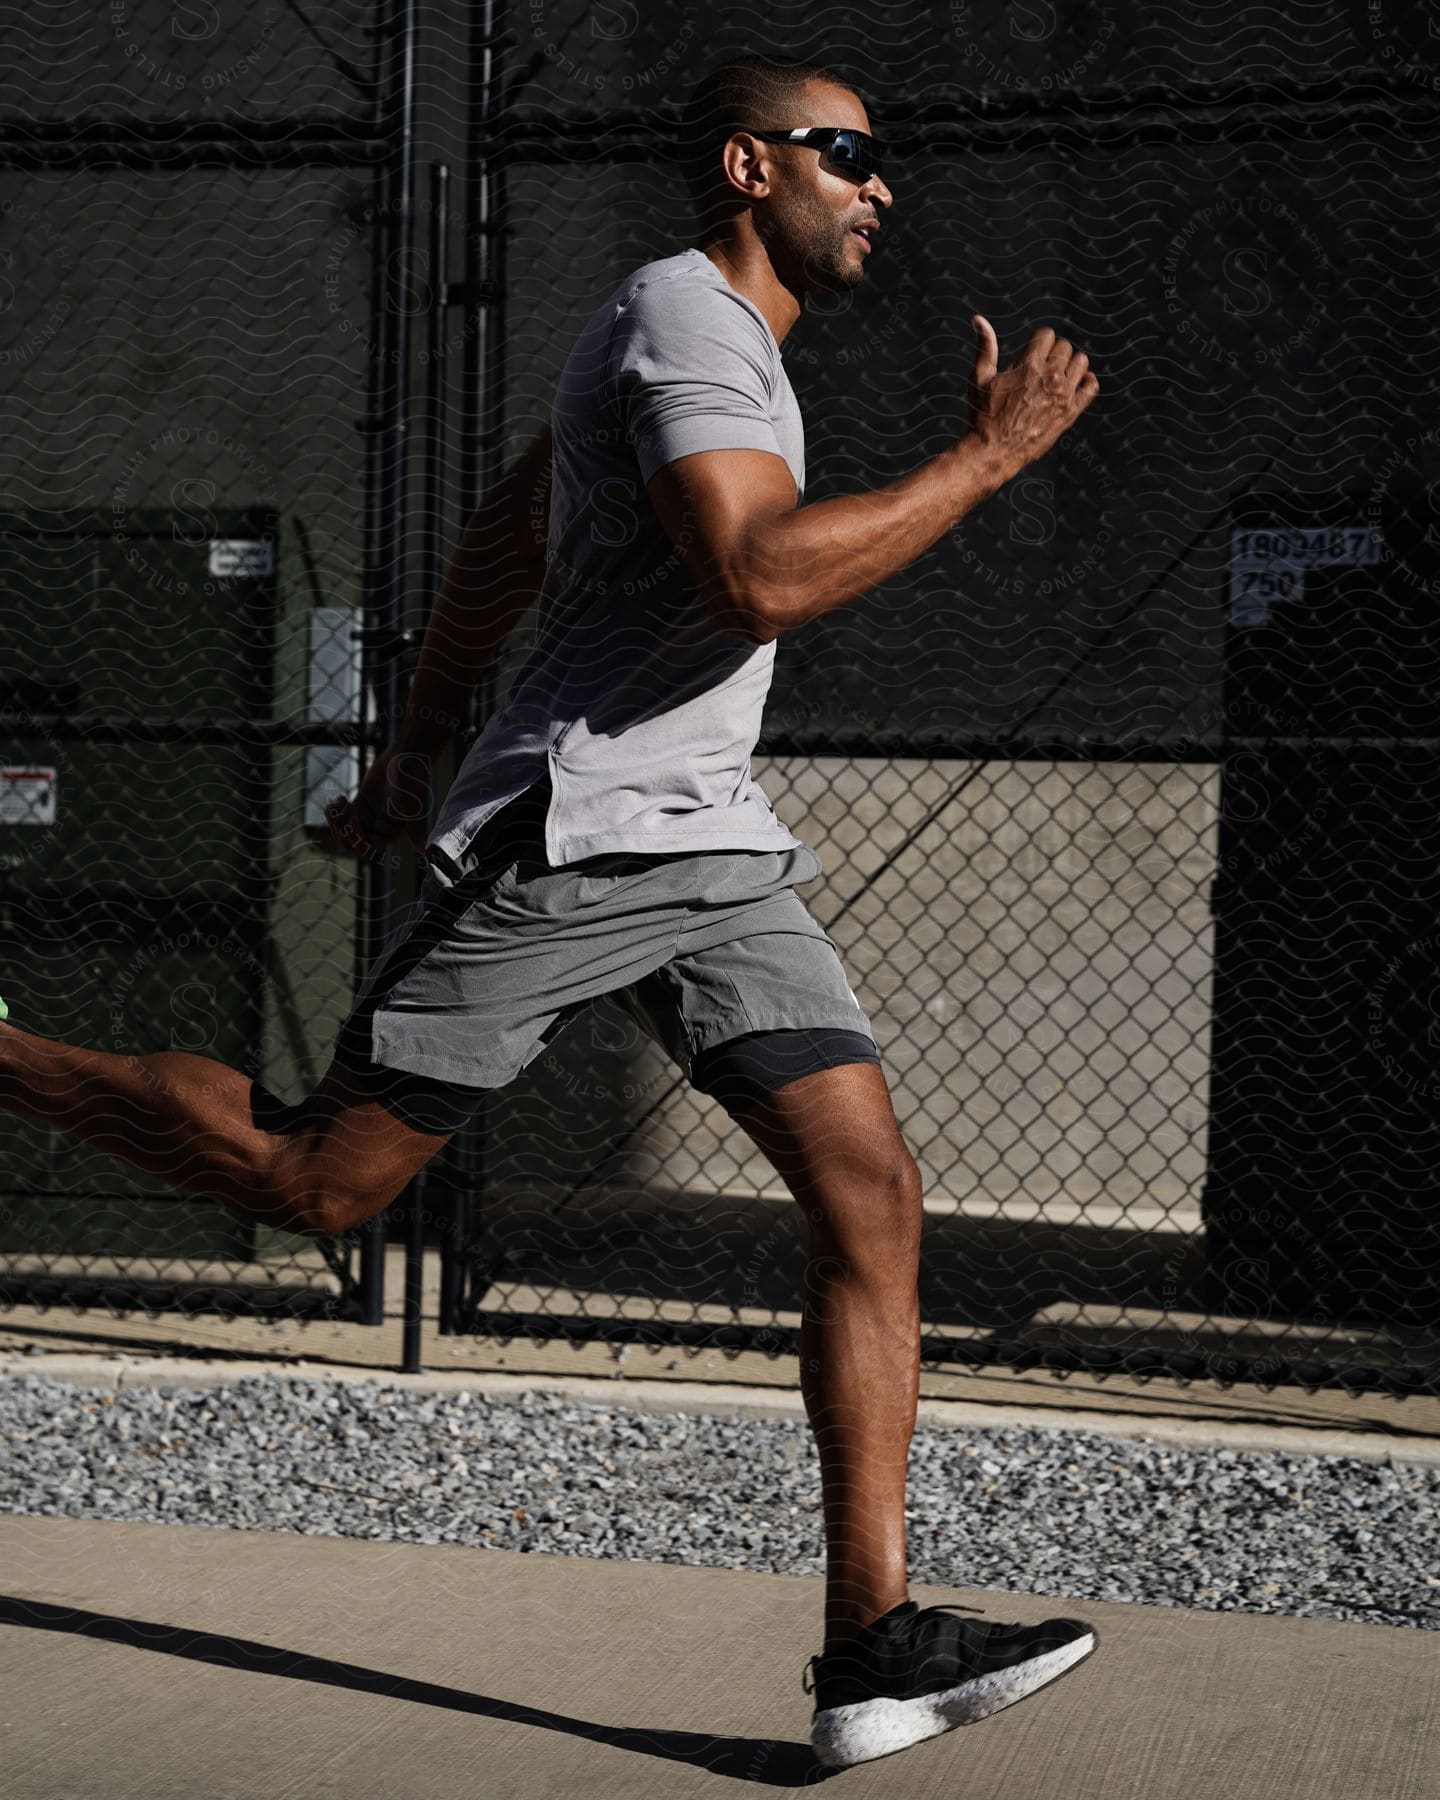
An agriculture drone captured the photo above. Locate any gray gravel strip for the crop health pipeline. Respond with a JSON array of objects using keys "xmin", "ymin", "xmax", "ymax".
[{"xmin": 2, "ymin": 1371, "xmax": 1436, "ymax": 1633}]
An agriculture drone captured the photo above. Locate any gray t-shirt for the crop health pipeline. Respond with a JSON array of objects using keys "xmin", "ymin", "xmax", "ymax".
[{"xmin": 426, "ymin": 246, "xmax": 808, "ymax": 877}]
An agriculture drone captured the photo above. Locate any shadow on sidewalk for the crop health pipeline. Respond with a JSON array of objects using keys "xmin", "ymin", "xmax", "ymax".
[{"xmin": 0, "ymin": 1594, "xmax": 833, "ymax": 1787}]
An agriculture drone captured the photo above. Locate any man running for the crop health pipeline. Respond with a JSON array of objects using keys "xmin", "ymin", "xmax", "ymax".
[{"xmin": 0, "ymin": 53, "xmax": 1099, "ymax": 1770}]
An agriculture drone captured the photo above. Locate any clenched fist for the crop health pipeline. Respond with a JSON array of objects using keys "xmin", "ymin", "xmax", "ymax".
[{"xmin": 966, "ymin": 317, "xmax": 1098, "ymax": 476}]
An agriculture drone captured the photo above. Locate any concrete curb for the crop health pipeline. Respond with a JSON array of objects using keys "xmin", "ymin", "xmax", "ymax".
[{"xmin": 6, "ymin": 1350, "xmax": 1440, "ymax": 1470}]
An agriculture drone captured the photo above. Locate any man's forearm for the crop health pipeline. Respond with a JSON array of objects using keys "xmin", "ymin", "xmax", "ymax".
[
  {"xmin": 397, "ymin": 428, "xmax": 552, "ymax": 755},
  {"xmin": 749, "ymin": 433, "xmax": 1018, "ymax": 639}
]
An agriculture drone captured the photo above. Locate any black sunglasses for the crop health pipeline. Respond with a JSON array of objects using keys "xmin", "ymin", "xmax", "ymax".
[{"xmin": 747, "ymin": 127, "xmax": 884, "ymax": 183}]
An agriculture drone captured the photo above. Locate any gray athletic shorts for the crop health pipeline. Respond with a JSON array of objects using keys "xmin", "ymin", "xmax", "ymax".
[{"xmin": 331, "ymin": 776, "xmax": 879, "ymax": 1132}]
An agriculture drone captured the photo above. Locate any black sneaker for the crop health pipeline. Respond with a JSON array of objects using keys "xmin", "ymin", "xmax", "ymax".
[{"xmin": 804, "ymin": 1599, "xmax": 1099, "ymax": 1770}]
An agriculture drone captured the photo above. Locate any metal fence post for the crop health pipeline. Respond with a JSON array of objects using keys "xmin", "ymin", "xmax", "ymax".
[
  {"xmin": 439, "ymin": 0, "xmax": 507, "ymax": 1335},
  {"xmin": 357, "ymin": 0, "xmax": 419, "ymax": 1328},
  {"xmin": 395, "ymin": 159, "xmax": 453, "ymax": 1373}
]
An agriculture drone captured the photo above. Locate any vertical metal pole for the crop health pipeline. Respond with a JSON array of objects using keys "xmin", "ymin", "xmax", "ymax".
[
  {"xmin": 401, "ymin": 1172, "xmax": 427, "ymax": 1367},
  {"xmin": 458, "ymin": 0, "xmax": 503, "ymax": 530},
  {"xmin": 433, "ymin": 158, "xmax": 461, "ymax": 1339},
  {"xmin": 401, "ymin": 160, "xmax": 451, "ymax": 1374},
  {"xmin": 352, "ymin": 10, "xmax": 388, "ymax": 1323},
  {"xmin": 358, "ymin": 0, "xmax": 418, "ymax": 1328},
  {"xmin": 446, "ymin": 0, "xmax": 507, "ymax": 1333}
]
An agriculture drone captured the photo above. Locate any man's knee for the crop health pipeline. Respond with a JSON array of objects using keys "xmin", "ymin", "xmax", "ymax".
[
  {"xmin": 265, "ymin": 1141, "xmax": 398, "ymax": 1238},
  {"xmin": 880, "ymin": 1147, "xmax": 924, "ymax": 1243},
  {"xmin": 250, "ymin": 1068, "xmax": 444, "ymax": 1237},
  {"xmin": 806, "ymin": 1137, "xmax": 923, "ymax": 1260},
  {"xmin": 892, "ymin": 1146, "xmax": 923, "ymax": 1212},
  {"xmin": 249, "ymin": 1107, "xmax": 403, "ymax": 1239}
]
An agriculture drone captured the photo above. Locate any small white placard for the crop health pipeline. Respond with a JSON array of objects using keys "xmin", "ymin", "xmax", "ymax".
[
  {"xmin": 1, "ymin": 766, "xmax": 57, "ymax": 826},
  {"xmin": 208, "ymin": 538, "xmax": 275, "ymax": 578},
  {"xmin": 1229, "ymin": 526, "xmax": 1382, "ymax": 627}
]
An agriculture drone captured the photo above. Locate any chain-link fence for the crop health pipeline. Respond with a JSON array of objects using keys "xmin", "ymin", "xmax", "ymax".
[
  {"xmin": 0, "ymin": 1, "xmax": 396, "ymax": 1322},
  {"xmin": 438, "ymin": 3, "xmax": 1440, "ymax": 1398},
  {"xmin": 1, "ymin": 5, "xmax": 1436, "ymax": 1389}
]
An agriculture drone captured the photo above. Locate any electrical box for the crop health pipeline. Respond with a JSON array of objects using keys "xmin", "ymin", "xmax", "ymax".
[{"xmin": 0, "ymin": 506, "xmax": 279, "ymax": 1259}]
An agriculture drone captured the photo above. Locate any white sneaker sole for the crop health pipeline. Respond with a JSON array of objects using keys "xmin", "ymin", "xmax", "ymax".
[{"xmin": 810, "ymin": 1626, "xmax": 1099, "ymax": 1770}]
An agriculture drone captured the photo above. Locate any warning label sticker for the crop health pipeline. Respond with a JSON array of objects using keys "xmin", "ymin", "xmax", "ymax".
[
  {"xmin": 1, "ymin": 767, "xmax": 57, "ymax": 827},
  {"xmin": 208, "ymin": 538, "xmax": 275, "ymax": 579}
]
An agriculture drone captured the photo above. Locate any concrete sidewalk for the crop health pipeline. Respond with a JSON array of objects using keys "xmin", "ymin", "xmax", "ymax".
[{"xmin": 0, "ymin": 1516, "xmax": 1432, "ymax": 1798}]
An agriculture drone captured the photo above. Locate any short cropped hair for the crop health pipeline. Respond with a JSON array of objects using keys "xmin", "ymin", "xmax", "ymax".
[{"xmin": 675, "ymin": 54, "xmax": 857, "ymax": 225}]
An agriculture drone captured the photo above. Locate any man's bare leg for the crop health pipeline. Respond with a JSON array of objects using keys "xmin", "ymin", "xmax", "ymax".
[
  {"xmin": 0, "ymin": 1017, "xmax": 451, "ymax": 1236},
  {"xmin": 732, "ymin": 1060, "xmax": 923, "ymax": 1655},
  {"xmin": 0, "ymin": 1016, "xmax": 922, "ymax": 1649}
]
